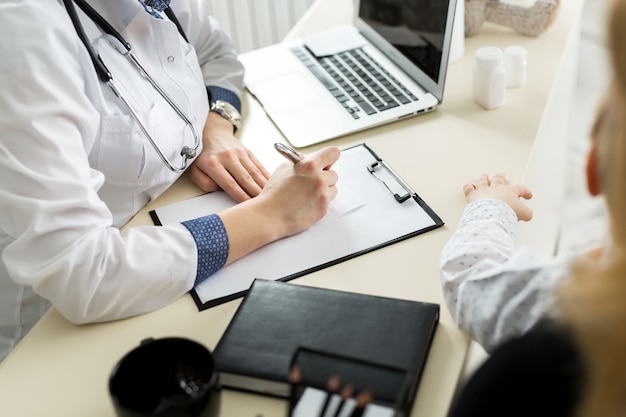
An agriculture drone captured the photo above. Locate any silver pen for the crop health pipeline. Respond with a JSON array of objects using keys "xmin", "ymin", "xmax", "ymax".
[{"xmin": 274, "ymin": 142, "xmax": 305, "ymax": 164}]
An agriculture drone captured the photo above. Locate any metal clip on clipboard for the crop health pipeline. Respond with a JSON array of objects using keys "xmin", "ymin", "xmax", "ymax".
[{"xmin": 367, "ymin": 160, "xmax": 416, "ymax": 203}]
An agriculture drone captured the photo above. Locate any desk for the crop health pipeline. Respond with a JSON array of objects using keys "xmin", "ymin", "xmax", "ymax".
[{"xmin": 0, "ymin": 0, "xmax": 584, "ymax": 416}]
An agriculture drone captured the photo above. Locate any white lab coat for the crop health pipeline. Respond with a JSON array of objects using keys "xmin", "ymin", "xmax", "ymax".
[{"xmin": 0, "ymin": 0, "xmax": 244, "ymax": 361}]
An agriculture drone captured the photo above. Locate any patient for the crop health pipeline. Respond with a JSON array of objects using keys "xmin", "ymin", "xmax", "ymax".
[{"xmin": 442, "ymin": 0, "xmax": 626, "ymax": 415}]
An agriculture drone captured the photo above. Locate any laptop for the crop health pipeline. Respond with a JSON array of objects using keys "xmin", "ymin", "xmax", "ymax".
[{"xmin": 238, "ymin": 0, "xmax": 458, "ymax": 148}]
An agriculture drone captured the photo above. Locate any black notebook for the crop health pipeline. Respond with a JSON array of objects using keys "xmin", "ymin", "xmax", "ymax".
[{"xmin": 213, "ymin": 279, "xmax": 439, "ymax": 415}]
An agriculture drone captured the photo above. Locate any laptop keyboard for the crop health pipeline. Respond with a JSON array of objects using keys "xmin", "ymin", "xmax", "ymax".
[{"xmin": 291, "ymin": 47, "xmax": 419, "ymax": 119}]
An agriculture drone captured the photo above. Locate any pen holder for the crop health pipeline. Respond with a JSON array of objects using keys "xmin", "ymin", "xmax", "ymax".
[{"xmin": 109, "ymin": 337, "xmax": 221, "ymax": 417}]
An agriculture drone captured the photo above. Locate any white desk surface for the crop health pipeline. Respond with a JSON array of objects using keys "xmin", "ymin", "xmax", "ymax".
[{"xmin": 0, "ymin": 0, "xmax": 584, "ymax": 416}]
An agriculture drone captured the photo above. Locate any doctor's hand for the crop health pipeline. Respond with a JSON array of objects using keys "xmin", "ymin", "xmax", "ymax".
[
  {"xmin": 463, "ymin": 172, "xmax": 534, "ymax": 222},
  {"xmin": 260, "ymin": 146, "xmax": 341, "ymax": 236},
  {"xmin": 188, "ymin": 112, "xmax": 271, "ymax": 202},
  {"xmin": 218, "ymin": 146, "xmax": 340, "ymax": 265}
]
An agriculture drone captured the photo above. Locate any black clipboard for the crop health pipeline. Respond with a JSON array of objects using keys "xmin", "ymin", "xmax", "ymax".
[{"xmin": 150, "ymin": 143, "xmax": 443, "ymax": 310}]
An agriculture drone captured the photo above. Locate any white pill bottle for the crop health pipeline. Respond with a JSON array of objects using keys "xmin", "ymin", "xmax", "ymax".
[
  {"xmin": 504, "ymin": 45, "xmax": 528, "ymax": 88},
  {"xmin": 473, "ymin": 47, "xmax": 506, "ymax": 110}
]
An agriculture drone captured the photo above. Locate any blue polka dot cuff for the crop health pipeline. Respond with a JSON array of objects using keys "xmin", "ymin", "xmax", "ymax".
[{"xmin": 181, "ymin": 214, "xmax": 229, "ymax": 286}]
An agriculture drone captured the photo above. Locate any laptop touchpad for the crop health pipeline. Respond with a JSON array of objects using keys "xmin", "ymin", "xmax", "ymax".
[{"xmin": 252, "ymin": 73, "xmax": 323, "ymax": 109}]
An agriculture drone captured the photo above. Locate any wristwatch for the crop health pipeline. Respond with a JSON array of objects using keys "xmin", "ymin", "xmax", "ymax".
[{"xmin": 209, "ymin": 100, "xmax": 241, "ymax": 132}]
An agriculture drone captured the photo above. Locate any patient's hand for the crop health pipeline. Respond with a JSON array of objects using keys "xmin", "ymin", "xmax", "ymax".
[{"xmin": 463, "ymin": 172, "xmax": 534, "ymax": 221}]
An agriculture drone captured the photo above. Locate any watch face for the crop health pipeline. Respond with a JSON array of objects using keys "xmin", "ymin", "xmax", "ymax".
[
  {"xmin": 212, "ymin": 100, "xmax": 241, "ymax": 130},
  {"xmin": 223, "ymin": 102, "xmax": 238, "ymax": 119}
]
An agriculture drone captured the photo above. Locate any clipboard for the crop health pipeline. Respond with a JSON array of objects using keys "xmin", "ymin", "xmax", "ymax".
[{"xmin": 150, "ymin": 143, "xmax": 443, "ymax": 310}]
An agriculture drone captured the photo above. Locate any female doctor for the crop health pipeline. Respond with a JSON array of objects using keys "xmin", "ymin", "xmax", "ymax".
[{"xmin": 0, "ymin": 0, "xmax": 340, "ymax": 362}]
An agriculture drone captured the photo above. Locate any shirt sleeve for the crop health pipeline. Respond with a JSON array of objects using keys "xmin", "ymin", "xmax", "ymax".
[
  {"xmin": 439, "ymin": 199, "xmax": 573, "ymax": 353},
  {"xmin": 181, "ymin": 214, "xmax": 230, "ymax": 285},
  {"xmin": 171, "ymin": 0, "xmax": 245, "ymax": 111}
]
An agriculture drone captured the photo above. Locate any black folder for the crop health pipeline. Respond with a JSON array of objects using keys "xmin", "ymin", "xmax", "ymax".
[{"xmin": 213, "ymin": 279, "xmax": 439, "ymax": 416}]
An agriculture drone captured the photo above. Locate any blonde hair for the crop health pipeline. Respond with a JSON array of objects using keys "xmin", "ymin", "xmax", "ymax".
[{"xmin": 557, "ymin": 0, "xmax": 626, "ymax": 415}]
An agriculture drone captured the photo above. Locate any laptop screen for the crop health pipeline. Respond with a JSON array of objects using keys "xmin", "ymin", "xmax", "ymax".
[{"xmin": 358, "ymin": 0, "xmax": 451, "ymax": 84}]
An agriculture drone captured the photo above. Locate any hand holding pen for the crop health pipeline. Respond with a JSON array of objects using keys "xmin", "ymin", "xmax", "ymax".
[
  {"xmin": 217, "ymin": 143, "xmax": 339, "ymax": 265},
  {"xmin": 243, "ymin": 143, "xmax": 340, "ymax": 239}
]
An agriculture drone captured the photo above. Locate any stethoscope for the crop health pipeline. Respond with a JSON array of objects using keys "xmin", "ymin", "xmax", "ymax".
[{"xmin": 62, "ymin": 0, "xmax": 200, "ymax": 172}]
